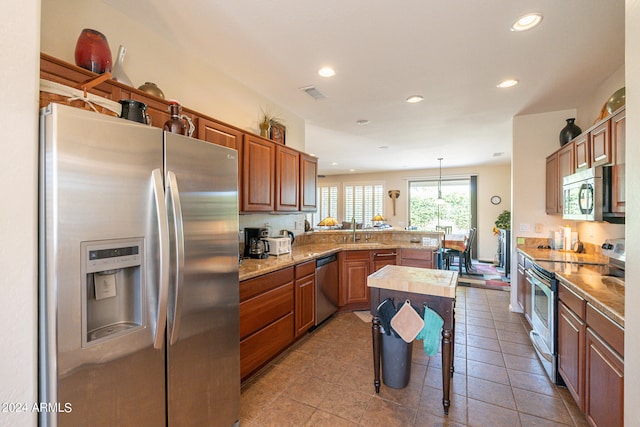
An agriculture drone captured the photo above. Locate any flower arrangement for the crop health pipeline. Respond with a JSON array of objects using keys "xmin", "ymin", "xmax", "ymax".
[{"xmin": 493, "ymin": 210, "xmax": 510, "ymax": 235}]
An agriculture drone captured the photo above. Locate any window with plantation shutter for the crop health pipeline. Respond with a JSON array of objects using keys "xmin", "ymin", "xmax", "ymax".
[
  {"xmin": 344, "ymin": 182, "xmax": 384, "ymax": 227},
  {"xmin": 309, "ymin": 183, "xmax": 338, "ymax": 226}
]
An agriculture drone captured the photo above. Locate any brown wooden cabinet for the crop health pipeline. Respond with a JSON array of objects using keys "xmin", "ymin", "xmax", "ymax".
[
  {"xmin": 590, "ymin": 121, "xmax": 611, "ymax": 167},
  {"xmin": 339, "ymin": 250, "xmax": 371, "ymax": 309},
  {"xmin": 610, "ymin": 109, "xmax": 625, "ymax": 214},
  {"xmin": 340, "ymin": 249, "xmax": 398, "ymax": 310},
  {"xmin": 372, "ymin": 248, "xmax": 398, "ymax": 272},
  {"xmin": 558, "ymin": 301, "xmax": 586, "ymax": 409},
  {"xmin": 399, "ymin": 248, "xmax": 435, "ymax": 269},
  {"xmin": 294, "ymin": 261, "xmax": 316, "ymax": 337},
  {"xmin": 516, "ymin": 252, "xmax": 532, "ymax": 321},
  {"xmin": 585, "ymin": 328, "xmax": 624, "ymax": 427},
  {"xmin": 557, "ymin": 281, "xmax": 624, "ymax": 427},
  {"xmin": 300, "ymin": 153, "xmax": 318, "ymax": 212},
  {"xmin": 546, "ymin": 142, "xmax": 575, "ymax": 214},
  {"xmin": 574, "ymin": 133, "xmax": 590, "ymax": 170},
  {"xmin": 242, "ymin": 134, "xmax": 276, "ymax": 212},
  {"xmin": 239, "ymin": 268, "xmax": 294, "ymax": 380},
  {"xmin": 275, "ymin": 145, "xmax": 300, "ymax": 211},
  {"xmin": 39, "ymin": 53, "xmax": 318, "ymax": 215}
]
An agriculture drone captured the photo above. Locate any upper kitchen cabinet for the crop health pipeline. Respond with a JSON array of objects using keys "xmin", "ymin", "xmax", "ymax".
[
  {"xmin": 197, "ymin": 117, "xmax": 243, "ymax": 151},
  {"xmin": 242, "ymin": 134, "xmax": 276, "ymax": 212},
  {"xmin": 546, "ymin": 142, "xmax": 574, "ymax": 214},
  {"xmin": 610, "ymin": 109, "xmax": 625, "ymax": 214},
  {"xmin": 300, "ymin": 153, "xmax": 318, "ymax": 212},
  {"xmin": 275, "ymin": 145, "xmax": 300, "ymax": 211},
  {"xmin": 590, "ymin": 120, "xmax": 611, "ymax": 167},
  {"xmin": 39, "ymin": 53, "xmax": 318, "ymax": 215},
  {"xmin": 197, "ymin": 118, "xmax": 244, "ymax": 202},
  {"xmin": 574, "ymin": 133, "xmax": 590, "ymax": 170}
]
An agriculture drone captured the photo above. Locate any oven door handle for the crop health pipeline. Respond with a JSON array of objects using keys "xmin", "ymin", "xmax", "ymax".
[{"xmin": 529, "ymin": 330, "xmax": 553, "ymax": 362}]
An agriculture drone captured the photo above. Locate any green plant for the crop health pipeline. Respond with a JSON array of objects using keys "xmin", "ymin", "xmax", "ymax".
[
  {"xmin": 259, "ymin": 106, "xmax": 282, "ymax": 126},
  {"xmin": 494, "ymin": 210, "xmax": 511, "ymax": 230}
]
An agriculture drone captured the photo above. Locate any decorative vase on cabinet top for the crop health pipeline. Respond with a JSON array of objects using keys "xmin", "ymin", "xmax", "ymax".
[
  {"xmin": 74, "ymin": 29, "xmax": 112, "ymax": 74},
  {"xmin": 605, "ymin": 87, "xmax": 625, "ymax": 114},
  {"xmin": 138, "ymin": 82, "xmax": 165, "ymax": 99},
  {"xmin": 559, "ymin": 118, "xmax": 582, "ymax": 146}
]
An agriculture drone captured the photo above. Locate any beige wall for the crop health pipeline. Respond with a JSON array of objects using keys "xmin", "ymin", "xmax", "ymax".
[
  {"xmin": 0, "ymin": 0, "xmax": 39, "ymax": 425},
  {"xmin": 319, "ymin": 163, "xmax": 511, "ymax": 262},
  {"xmin": 625, "ymin": 1, "xmax": 639, "ymax": 423},
  {"xmin": 40, "ymin": 0, "xmax": 306, "ymax": 152}
]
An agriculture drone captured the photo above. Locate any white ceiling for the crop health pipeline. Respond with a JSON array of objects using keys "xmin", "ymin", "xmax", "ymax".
[{"xmin": 106, "ymin": 0, "xmax": 624, "ymax": 175}]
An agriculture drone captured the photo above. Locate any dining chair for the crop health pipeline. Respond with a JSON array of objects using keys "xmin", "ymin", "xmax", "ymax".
[{"xmin": 442, "ymin": 227, "xmax": 476, "ymax": 274}]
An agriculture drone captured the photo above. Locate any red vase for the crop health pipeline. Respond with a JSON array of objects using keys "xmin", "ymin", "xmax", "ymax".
[{"xmin": 74, "ymin": 29, "xmax": 112, "ymax": 74}]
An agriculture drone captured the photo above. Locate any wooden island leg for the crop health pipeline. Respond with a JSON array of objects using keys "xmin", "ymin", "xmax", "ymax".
[
  {"xmin": 372, "ymin": 315, "xmax": 381, "ymax": 393},
  {"xmin": 441, "ymin": 327, "xmax": 452, "ymax": 414}
]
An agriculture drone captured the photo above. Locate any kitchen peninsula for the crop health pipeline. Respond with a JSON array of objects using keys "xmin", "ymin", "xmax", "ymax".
[{"xmin": 238, "ymin": 230, "xmax": 442, "ymax": 379}]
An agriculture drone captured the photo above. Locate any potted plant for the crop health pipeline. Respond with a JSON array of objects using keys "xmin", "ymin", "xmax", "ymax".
[
  {"xmin": 492, "ymin": 210, "xmax": 511, "ymax": 235},
  {"xmin": 259, "ymin": 107, "xmax": 281, "ymax": 138}
]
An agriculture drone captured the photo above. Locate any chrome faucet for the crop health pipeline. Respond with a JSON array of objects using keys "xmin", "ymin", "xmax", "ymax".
[{"xmin": 351, "ymin": 217, "xmax": 359, "ymax": 242}]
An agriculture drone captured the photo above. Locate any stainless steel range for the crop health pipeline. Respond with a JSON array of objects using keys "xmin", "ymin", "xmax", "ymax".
[{"xmin": 528, "ymin": 238, "xmax": 625, "ymax": 384}]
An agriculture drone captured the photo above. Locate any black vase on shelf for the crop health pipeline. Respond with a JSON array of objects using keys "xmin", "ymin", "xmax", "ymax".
[{"xmin": 559, "ymin": 118, "xmax": 582, "ymax": 146}]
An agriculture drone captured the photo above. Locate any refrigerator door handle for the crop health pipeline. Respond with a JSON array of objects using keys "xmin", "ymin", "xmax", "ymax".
[
  {"xmin": 167, "ymin": 171, "xmax": 185, "ymax": 345},
  {"xmin": 152, "ymin": 168, "xmax": 170, "ymax": 349}
]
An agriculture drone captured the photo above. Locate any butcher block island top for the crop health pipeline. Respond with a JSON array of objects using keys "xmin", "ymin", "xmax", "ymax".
[{"xmin": 367, "ymin": 264, "xmax": 458, "ymax": 298}]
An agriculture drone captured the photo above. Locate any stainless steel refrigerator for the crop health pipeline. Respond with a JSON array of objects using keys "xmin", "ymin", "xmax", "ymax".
[{"xmin": 39, "ymin": 103, "xmax": 240, "ymax": 426}]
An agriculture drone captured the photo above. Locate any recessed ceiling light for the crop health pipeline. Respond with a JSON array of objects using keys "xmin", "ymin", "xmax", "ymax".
[
  {"xmin": 497, "ymin": 79, "xmax": 519, "ymax": 88},
  {"xmin": 511, "ymin": 13, "xmax": 543, "ymax": 31},
  {"xmin": 349, "ymin": 169, "xmax": 356, "ymax": 172},
  {"xmin": 406, "ymin": 95, "xmax": 424, "ymax": 103},
  {"xmin": 331, "ymin": 162, "xmax": 338, "ymax": 166},
  {"xmin": 318, "ymin": 67, "xmax": 336, "ymax": 77},
  {"xmin": 356, "ymin": 119, "xmax": 370, "ymax": 125}
]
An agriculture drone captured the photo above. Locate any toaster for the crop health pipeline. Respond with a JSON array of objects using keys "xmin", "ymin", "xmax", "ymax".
[{"xmin": 262, "ymin": 237, "xmax": 291, "ymax": 256}]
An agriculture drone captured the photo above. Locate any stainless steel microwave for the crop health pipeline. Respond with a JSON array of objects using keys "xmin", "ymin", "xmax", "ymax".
[{"xmin": 562, "ymin": 168, "xmax": 603, "ymax": 221}]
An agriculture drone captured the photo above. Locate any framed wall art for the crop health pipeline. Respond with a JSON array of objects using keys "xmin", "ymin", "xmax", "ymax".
[{"xmin": 270, "ymin": 121, "xmax": 286, "ymax": 145}]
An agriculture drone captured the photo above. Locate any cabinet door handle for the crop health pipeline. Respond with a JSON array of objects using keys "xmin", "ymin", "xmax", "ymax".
[{"xmin": 374, "ymin": 253, "xmax": 397, "ymax": 257}]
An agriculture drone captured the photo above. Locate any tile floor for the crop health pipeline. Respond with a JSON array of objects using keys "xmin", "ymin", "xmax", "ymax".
[{"xmin": 240, "ymin": 287, "xmax": 588, "ymax": 426}]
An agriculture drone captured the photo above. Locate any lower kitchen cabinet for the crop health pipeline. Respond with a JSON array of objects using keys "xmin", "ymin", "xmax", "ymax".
[
  {"xmin": 339, "ymin": 250, "xmax": 371, "ymax": 309},
  {"xmin": 516, "ymin": 252, "xmax": 532, "ymax": 322},
  {"xmin": 372, "ymin": 248, "xmax": 399, "ymax": 272},
  {"xmin": 557, "ymin": 280, "xmax": 624, "ymax": 427},
  {"xmin": 399, "ymin": 248, "xmax": 435, "ymax": 268},
  {"xmin": 585, "ymin": 328, "xmax": 624, "ymax": 427},
  {"xmin": 239, "ymin": 267, "xmax": 294, "ymax": 380},
  {"xmin": 339, "ymin": 249, "xmax": 398, "ymax": 310},
  {"xmin": 558, "ymin": 301, "xmax": 586, "ymax": 409},
  {"xmin": 294, "ymin": 260, "xmax": 316, "ymax": 337}
]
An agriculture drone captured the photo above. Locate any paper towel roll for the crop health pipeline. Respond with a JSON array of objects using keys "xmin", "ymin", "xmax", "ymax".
[{"xmin": 564, "ymin": 226, "xmax": 572, "ymax": 251}]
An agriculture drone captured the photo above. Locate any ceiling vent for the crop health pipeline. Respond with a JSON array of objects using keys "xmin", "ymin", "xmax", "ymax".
[{"xmin": 300, "ymin": 85, "xmax": 327, "ymax": 100}]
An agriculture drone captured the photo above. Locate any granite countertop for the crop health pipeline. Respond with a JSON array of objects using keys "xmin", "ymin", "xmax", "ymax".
[
  {"xmin": 517, "ymin": 246, "xmax": 624, "ymax": 328},
  {"xmin": 517, "ymin": 247, "xmax": 609, "ymax": 265},
  {"xmin": 239, "ymin": 242, "xmax": 439, "ymax": 281},
  {"xmin": 367, "ymin": 265, "xmax": 458, "ymax": 298}
]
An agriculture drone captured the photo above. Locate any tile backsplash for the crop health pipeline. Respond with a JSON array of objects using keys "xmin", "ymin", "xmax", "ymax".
[{"xmin": 239, "ymin": 213, "xmax": 306, "ymax": 243}]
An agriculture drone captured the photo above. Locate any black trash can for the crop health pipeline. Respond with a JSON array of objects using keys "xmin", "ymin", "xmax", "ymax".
[{"xmin": 381, "ymin": 330, "xmax": 413, "ymax": 389}]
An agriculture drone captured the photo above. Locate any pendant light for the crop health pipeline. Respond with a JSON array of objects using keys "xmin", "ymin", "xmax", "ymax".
[{"xmin": 436, "ymin": 157, "xmax": 445, "ymax": 205}]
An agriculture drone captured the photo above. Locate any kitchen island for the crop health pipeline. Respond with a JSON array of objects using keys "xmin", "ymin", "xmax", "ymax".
[{"xmin": 367, "ymin": 265, "xmax": 458, "ymax": 414}]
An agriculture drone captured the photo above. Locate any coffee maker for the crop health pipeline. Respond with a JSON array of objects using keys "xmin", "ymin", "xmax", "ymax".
[{"xmin": 244, "ymin": 227, "xmax": 269, "ymax": 259}]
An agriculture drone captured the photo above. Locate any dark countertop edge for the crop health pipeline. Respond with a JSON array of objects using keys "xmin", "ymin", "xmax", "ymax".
[
  {"xmin": 239, "ymin": 243, "xmax": 439, "ymax": 281},
  {"xmin": 516, "ymin": 247, "xmax": 624, "ymax": 328}
]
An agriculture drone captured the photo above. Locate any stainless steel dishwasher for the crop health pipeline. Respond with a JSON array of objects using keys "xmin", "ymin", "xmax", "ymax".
[{"xmin": 315, "ymin": 254, "xmax": 339, "ymax": 325}]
